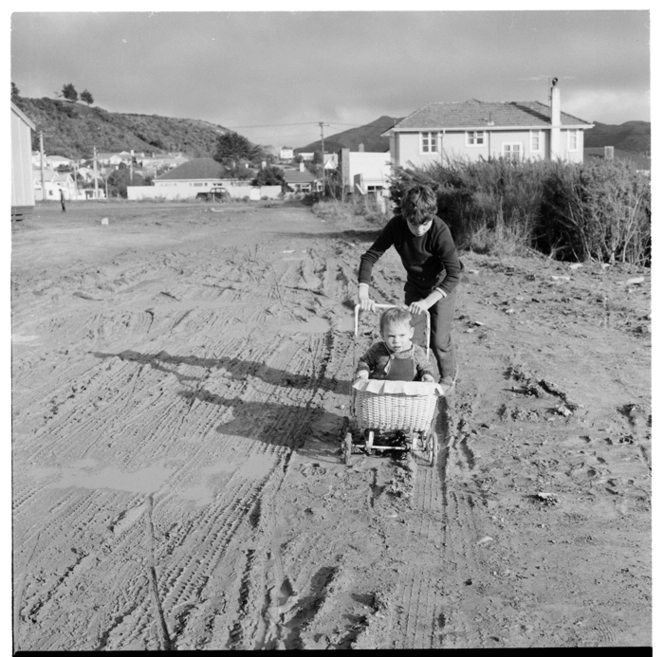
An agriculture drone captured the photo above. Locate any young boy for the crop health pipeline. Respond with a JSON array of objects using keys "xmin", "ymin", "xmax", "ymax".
[
  {"xmin": 355, "ymin": 307, "xmax": 436, "ymax": 382},
  {"xmin": 357, "ymin": 185, "xmax": 461, "ymax": 393}
]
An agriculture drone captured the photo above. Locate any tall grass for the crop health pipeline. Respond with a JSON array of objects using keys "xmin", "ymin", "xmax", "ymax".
[{"xmin": 389, "ymin": 156, "xmax": 651, "ymax": 265}]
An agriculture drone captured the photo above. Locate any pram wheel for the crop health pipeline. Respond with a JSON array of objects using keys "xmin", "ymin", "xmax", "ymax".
[
  {"xmin": 340, "ymin": 417, "xmax": 352, "ymax": 464},
  {"xmin": 424, "ymin": 429, "xmax": 438, "ymax": 466},
  {"xmin": 342, "ymin": 431, "xmax": 353, "ymax": 464}
]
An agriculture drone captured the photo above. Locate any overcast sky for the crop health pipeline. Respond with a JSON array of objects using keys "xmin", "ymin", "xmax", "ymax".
[{"xmin": 10, "ymin": 9, "xmax": 652, "ymax": 149}]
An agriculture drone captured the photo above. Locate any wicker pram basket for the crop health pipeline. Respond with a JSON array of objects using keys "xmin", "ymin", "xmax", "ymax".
[{"xmin": 352, "ymin": 380, "xmax": 442, "ymax": 433}]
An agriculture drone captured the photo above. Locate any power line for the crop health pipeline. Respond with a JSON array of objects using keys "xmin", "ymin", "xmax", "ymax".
[{"xmin": 225, "ymin": 120, "xmax": 364, "ymax": 129}]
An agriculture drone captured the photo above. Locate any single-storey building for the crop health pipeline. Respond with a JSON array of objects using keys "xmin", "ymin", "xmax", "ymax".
[
  {"xmin": 127, "ymin": 157, "xmax": 281, "ymax": 201},
  {"xmin": 283, "ymin": 167, "xmax": 317, "ymax": 194},
  {"xmin": 152, "ymin": 157, "xmax": 226, "ymax": 197},
  {"xmin": 12, "ymin": 101, "xmax": 36, "ymax": 216},
  {"xmin": 383, "ymin": 80, "xmax": 594, "ymax": 168}
]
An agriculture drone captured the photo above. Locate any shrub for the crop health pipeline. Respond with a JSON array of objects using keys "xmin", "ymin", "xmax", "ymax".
[
  {"xmin": 390, "ymin": 156, "xmax": 650, "ymax": 264},
  {"xmin": 539, "ymin": 159, "xmax": 650, "ymax": 264}
]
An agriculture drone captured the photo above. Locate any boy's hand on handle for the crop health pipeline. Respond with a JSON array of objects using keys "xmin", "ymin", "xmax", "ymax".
[
  {"xmin": 409, "ymin": 300, "xmax": 430, "ymax": 315},
  {"xmin": 358, "ymin": 285, "xmax": 377, "ymax": 313},
  {"xmin": 409, "ymin": 289, "xmax": 444, "ymax": 315},
  {"xmin": 422, "ymin": 374, "xmax": 435, "ymax": 382},
  {"xmin": 355, "ymin": 371, "xmax": 369, "ymax": 381}
]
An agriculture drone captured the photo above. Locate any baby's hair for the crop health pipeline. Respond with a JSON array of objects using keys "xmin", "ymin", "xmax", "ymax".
[
  {"xmin": 379, "ymin": 307, "xmax": 413, "ymax": 334},
  {"xmin": 401, "ymin": 185, "xmax": 438, "ymax": 226}
]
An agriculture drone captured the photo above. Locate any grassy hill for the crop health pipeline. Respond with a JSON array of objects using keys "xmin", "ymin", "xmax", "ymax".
[{"xmin": 13, "ymin": 96, "xmax": 231, "ymax": 160}]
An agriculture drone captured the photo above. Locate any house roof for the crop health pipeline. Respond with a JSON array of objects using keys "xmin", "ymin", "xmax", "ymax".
[
  {"xmin": 584, "ymin": 147, "xmax": 651, "ymax": 170},
  {"xmin": 387, "ymin": 100, "xmax": 593, "ymax": 133},
  {"xmin": 96, "ymin": 152, "xmax": 126, "ymax": 160},
  {"xmin": 283, "ymin": 170, "xmax": 316, "ymax": 183},
  {"xmin": 32, "ymin": 170, "xmax": 72, "ymax": 183},
  {"xmin": 157, "ymin": 157, "xmax": 226, "ymax": 180}
]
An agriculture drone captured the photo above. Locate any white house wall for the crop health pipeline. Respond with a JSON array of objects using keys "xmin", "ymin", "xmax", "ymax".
[
  {"xmin": 393, "ymin": 129, "xmax": 585, "ymax": 167},
  {"xmin": 12, "ymin": 106, "xmax": 35, "ymax": 212},
  {"xmin": 348, "ymin": 153, "xmax": 392, "ymax": 186}
]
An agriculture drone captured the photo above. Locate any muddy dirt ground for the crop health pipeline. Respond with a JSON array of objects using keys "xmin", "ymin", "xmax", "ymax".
[{"xmin": 10, "ymin": 200, "xmax": 652, "ymax": 651}]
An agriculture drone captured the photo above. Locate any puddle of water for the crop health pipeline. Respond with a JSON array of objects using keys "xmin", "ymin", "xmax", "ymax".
[
  {"xmin": 48, "ymin": 460, "xmax": 174, "ymax": 494},
  {"xmin": 279, "ymin": 316, "xmax": 330, "ymax": 334},
  {"xmin": 236, "ymin": 453, "xmax": 275, "ymax": 480},
  {"xmin": 179, "ymin": 459, "xmax": 239, "ymax": 507}
]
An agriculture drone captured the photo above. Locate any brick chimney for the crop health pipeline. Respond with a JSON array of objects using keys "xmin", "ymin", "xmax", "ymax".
[
  {"xmin": 604, "ymin": 146, "xmax": 614, "ymax": 160},
  {"xmin": 299, "ymin": 162, "xmax": 304, "ymax": 172}
]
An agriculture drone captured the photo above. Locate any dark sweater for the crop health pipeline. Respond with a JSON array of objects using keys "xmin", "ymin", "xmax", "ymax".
[{"xmin": 358, "ymin": 214, "xmax": 462, "ymax": 295}]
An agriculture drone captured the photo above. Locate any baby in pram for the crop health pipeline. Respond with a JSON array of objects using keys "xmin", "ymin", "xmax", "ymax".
[{"xmin": 355, "ymin": 307, "xmax": 436, "ymax": 383}]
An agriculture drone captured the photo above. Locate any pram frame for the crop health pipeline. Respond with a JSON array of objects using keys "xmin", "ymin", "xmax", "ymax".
[{"xmin": 341, "ymin": 304, "xmax": 441, "ymax": 466}]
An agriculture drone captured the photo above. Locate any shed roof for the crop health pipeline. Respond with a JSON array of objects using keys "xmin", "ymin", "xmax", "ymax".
[{"xmin": 387, "ymin": 100, "xmax": 593, "ymax": 132}]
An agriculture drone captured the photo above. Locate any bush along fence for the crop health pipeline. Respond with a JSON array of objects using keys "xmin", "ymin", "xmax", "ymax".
[{"xmin": 389, "ymin": 157, "xmax": 651, "ymax": 266}]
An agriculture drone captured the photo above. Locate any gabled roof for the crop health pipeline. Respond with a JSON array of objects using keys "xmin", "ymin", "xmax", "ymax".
[
  {"xmin": 387, "ymin": 100, "xmax": 593, "ymax": 132},
  {"xmin": 157, "ymin": 157, "xmax": 226, "ymax": 180}
]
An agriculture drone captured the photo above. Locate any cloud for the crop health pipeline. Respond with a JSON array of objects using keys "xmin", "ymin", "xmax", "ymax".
[{"xmin": 10, "ymin": 10, "xmax": 651, "ymax": 148}]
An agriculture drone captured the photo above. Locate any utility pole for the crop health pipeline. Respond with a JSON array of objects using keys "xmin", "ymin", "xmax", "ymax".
[
  {"xmin": 319, "ymin": 122, "xmax": 326, "ymax": 198},
  {"xmin": 93, "ymin": 146, "xmax": 99, "ymax": 200},
  {"xmin": 39, "ymin": 131, "xmax": 46, "ymax": 201}
]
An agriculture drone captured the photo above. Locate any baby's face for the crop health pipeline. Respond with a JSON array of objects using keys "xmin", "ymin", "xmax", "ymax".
[{"xmin": 382, "ymin": 322, "xmax": 414, "ymax": 353}]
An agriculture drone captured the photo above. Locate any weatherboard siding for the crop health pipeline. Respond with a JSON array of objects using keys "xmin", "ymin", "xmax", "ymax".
[{"xmin": 11, "ymin": 102, "xmax": 36, "ymax": 214}]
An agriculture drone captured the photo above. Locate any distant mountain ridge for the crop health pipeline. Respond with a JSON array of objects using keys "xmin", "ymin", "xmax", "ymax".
[
  {"xmin": 13, "ymin": 96, "xmax": 230, "ymax": 160},
  {"xmin": 295, "ymin": 116, "xmax": 399, "ymax": 154},
  {"xmin": 583, "ymin": 120, "xmax": 651, "ymax": 156},
  {"xmin": 297, "ymin": 116, "xmax": 651, "ymax": 156}
]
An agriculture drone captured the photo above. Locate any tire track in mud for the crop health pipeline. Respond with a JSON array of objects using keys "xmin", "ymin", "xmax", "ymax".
[{"xmin": 13, "ymin": 209, "xmax": 464, "ymax": 650}]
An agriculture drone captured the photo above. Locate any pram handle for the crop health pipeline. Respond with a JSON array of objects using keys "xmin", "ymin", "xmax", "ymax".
[{"xmin": 354, "ymin": 303, "xmax": 431, "ymax": 354}]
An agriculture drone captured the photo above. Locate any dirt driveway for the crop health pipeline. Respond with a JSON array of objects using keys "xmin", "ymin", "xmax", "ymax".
[{"xmin": 11, "ymin": 200, "xmax": 651, "ymax": 650}]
